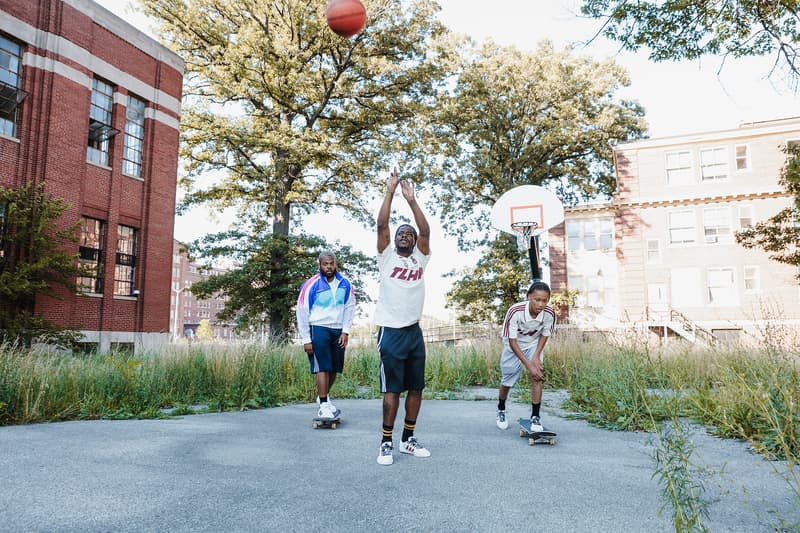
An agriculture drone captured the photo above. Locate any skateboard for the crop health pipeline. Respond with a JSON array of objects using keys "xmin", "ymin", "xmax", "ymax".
[
  {"xmin": 312, "ymin": 410, "xmax": 342, "ymax": 430},
  {"xmin": 518, "ymin": 418, "xmax": 556, "ymax": 446}
]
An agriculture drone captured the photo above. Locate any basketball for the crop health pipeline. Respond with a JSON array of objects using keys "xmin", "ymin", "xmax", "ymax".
[{"xmin": 326, "ymin": 0, "xmax": 367, "ymax": 38}]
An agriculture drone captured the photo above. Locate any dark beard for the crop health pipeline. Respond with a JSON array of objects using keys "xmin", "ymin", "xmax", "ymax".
[{"xmin": 395, "ymin": 244, "xmax": 413, "ymax": 255}]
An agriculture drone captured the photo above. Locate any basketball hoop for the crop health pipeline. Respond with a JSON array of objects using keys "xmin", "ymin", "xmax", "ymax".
[{"xmin": 511, "ymin": 221, "xmax": 538, "ymax": 251}]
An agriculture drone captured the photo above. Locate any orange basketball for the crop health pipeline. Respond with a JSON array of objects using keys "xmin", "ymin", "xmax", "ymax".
[{"xmin": 326, "ymin": 0, "xmax": 367, "ymax": 38}]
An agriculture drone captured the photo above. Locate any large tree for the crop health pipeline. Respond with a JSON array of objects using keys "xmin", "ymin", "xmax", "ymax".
[
  {"xmin": 428, "ymin": 40, "xmax": 646, "ymax": 320},
  {"xmin": 0, "ymin": 183, "xmax": 84, "ymax": 346},
  {"xmin": 188, "ymin": 231, "xmax": 374, "ymax": 339},
  {"xmin": 736, "ymin": 143, "xmax": 800, "ymax": 275},
  {"xmin": 581, "ymin": 0, "xmax": 800, "ymax": 85},
  {"xmin": 139, "ymin": 0, "xmax": 454, "ymax": 339}
]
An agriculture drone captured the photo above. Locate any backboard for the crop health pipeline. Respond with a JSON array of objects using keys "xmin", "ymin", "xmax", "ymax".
[{"xmin": 490, "ymin": 185, "xmax": 565, "ymax": 236}]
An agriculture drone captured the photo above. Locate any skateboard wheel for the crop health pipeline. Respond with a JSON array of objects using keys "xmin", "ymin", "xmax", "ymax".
[
  {"xmin": 519, "ymin": 429, "xmax": 525, "ymax": 438},
  {"xmin": 528, "ymin": 438, "xmax": 535, "ymax": 446},
  {"xmin": 548, "ymin": 438, "xmax": 555, "ymax": 445},
  {"xmin": 313, "ymin": 422, "xmax": 319, "ymax": 429},
  {"xmin": 331, "ymin": 423, "xmax": 337, "ymax": 429}
]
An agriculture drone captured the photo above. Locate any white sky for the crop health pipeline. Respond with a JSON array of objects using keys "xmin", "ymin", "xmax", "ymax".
[{"xmin": 96, "ymin": 0, "xmax": 799, "ymax": 322}]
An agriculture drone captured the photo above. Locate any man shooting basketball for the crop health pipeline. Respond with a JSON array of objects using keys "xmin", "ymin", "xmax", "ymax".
[{"xmin": 374, "ymin": 168, "xmax": 432, "ymax": 466}]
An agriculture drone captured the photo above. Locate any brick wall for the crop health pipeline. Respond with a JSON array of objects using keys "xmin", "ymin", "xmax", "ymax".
[{"xmin": 0, "ymin": 0, "xmax": 183, "ymax": 342}]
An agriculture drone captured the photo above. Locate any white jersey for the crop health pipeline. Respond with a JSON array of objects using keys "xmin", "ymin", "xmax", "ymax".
[
  {"xmin": 502, "ymin": 301, "xmax": 556, "ymax": 351},
  {"xmin": 373, "ymin": 247, "xmax": 431, "ymax": 328}
]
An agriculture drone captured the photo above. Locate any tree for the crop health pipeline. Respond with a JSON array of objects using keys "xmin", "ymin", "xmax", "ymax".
[
  {"xmin": 195, "ymin": 319, "xmax": 214, "ymax": 341},
  {"xmin": 139, "ymin": 0, "xmax": 454, "ymax": 339},
  {"xmin": 430, "ymin": 40, "xmax": 645, "ymax": 320},
  {"xmin": 445, "ymin": 237, "xmax": 528, "ymax": 323},
  {"xmin": 581, "ymin": 0, "xmax": 800, "ymax": 85},
  {"xmin": 736, "ymin": 143, "xmax": 800, "ymax": 275},
  {"xmin": 188, "ymin": 231, "xmax": 374, "ymax": 340},
  {"xmin": 0, "ymin": 182, "xmax": 84, "ymax": 346}
]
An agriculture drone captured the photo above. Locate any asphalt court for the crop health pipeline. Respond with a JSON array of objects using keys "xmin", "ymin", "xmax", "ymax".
[{"xmin": 1, "ymin": 395, "xmax": 797, "ymax": 532}]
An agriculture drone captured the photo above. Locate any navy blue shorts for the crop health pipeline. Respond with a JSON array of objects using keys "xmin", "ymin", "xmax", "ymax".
[
  {"xmin": 308, "ymin": 325, "xmax": 345, "ymax": 374},
  {"xmin": 377, "ymin": 323, "xmax": 426, "ymax": 393}
]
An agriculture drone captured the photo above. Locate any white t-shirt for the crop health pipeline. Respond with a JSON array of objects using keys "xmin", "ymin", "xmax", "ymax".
[
  {"xmin": 502, "ymin": 301, "xmax": 556, "ymax": 351},
  {"xmin": 373, "ymin": 247, "xmax": 431, "ymax": 328}
]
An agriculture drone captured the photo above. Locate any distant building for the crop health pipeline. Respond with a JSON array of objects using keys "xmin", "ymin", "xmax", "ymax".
[
  {"xmin": 170, "ymin": 240, "xmax": 238, "ymax": 342},
  {"xmin": 551, "ymin": 117, "xmax": 800, "ymax": 344},
  {"xmin": 0, "ymin": 0, "xmax": 183, "ymax": 353}
]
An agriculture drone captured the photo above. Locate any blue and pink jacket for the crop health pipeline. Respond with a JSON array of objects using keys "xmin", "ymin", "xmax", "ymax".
[{"xmin": 296, "ymin": 271, "xmax": 356, "ymax": 344}]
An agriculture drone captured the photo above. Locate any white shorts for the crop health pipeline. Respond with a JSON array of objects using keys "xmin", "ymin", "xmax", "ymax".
[{"xmin": 500, "ymin": 344, "xmax": 544, "ymax": 387}]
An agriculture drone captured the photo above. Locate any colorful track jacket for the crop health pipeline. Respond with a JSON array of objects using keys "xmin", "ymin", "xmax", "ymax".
[{"xmin": 296, "ymin": 271, "xmax": 356, "ymax": 344}]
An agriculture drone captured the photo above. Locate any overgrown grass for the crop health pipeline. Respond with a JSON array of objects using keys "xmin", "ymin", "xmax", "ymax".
[{"xmin": 1, "ymin": 337, "xmax": 797, "ymax": 471}]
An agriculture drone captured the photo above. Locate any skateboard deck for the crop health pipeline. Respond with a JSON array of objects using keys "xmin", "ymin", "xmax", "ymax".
[
  {"xmin": 518, "ymin": 418, "xmax": 556, "ymax": 446},
  {"xmin": 312, "ymin": 411, "xmax": 342, "ymax": 429}
]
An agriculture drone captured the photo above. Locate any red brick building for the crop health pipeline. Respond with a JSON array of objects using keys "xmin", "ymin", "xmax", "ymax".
[{"xmin": 0, "ymin": 0, "xmax": 183, "ymax": 353}]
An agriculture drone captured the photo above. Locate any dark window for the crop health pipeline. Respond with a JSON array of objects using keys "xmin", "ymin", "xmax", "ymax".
[
  {"xmin": 87, "ymin": 78, "xmax": 119, "ymax": 166},
  {"xmin": 0, "ymin": 35, "xmax": 26, "ymax": 138},
  {"xmin": 122, "ymin": 95, "xmax": 146, "ymax": 177},
  {"xmin": 114, "ymin": 225, "xmax": 137, "ymax": 296},
  {"xmin": 78, "ymin": 217, "xmax": 105, "ymax": 294}
]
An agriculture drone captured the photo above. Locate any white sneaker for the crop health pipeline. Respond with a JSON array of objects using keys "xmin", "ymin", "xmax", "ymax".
[
  {"xmin": 377, "ymin": 442, "xmax": 393, "ymax": 465},
  {"xmin": 399, "ymin": 436, "xmax": 431, "ymax": 457},
  {"xmin": 496, "ymin": 409, "xmax": 508, "ymax": 430},
  {"xmin": 530, "ymin": 416, "xmax": 544, "ymax": 433},
  {"xmin": 317, "ymin": 402, "xmax": 335, "ymax": 420}
]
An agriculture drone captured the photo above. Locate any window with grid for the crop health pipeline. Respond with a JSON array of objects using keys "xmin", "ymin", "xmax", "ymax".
[
  {"xmin": 734, "ymin": 145, "xmax": 750, "ymax": 171},
  {"xmin": 665, "ymin": 150, "xmax": 693, "ymax": 185},
  {"xmin": 566, "ymin": 221, "xmax": 580, "ymax": 251},
  {"xmin": 646, "ymin": 239, "xmax": 661, "ymax": 263},
  {"xmin": 700, "ymin": 147, "xmax": 729, "ymax": 181},
  {"xmin": 87, "ymin": 78, "xmax": 119, "ymax": 167},
  {"xmin": 668, "ymin": 210, "xmax": 696, "ymax": 244},
  {"xmin": 738, "ymin": 205, "xmax": 754, "ymax": 229},
  {"xmin": 743, "ymin": 266, "xmax": 760, "ymax": 293},
  {"xmin": 703, "ymin": 206, "xmax": 732, "ymax": 244},
  {"xmin": 122, "ymin": 95, "xmax": 145, "ymax": 177},
  {"xmin": 707, "ymin": 267, "xmax": 736, "ymax": 305},
  {"xmin": 0, "ymin": 35, "xmax": 26, "ymax": 138},
  {"xmin": 78, "ymin": 217, "xmax": 105, "ymax": 294},
  {"xmin": 114, "ymin": 225, "xmax": 137, "ymax": 296}
]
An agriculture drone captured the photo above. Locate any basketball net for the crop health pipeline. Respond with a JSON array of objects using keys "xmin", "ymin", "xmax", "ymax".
[{"xmin": 511, "ymin": 221, "xmax": 538, "ymax": 252}]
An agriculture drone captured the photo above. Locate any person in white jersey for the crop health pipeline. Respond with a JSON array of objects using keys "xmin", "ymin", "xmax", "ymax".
[
  {"xmin": 374, "ymin": 168, "xmax": 432, "ymax": 466},
  {"xmin": 296, "ymin": 251, "xmax": 356, "ymax": 420},
  {"xmin": 495, "ymin": 281, "xmax": 556, "ymax": 432}
]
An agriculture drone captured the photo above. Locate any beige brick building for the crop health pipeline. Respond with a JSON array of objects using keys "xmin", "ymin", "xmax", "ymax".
[{"xmin": 551, "ymin": 117, "xmax": 800, "ymax": 343}]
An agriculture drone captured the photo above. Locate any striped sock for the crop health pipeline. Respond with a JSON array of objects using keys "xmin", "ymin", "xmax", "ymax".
[
  {"xmin": 402, "ymin": 419, "xmax": 415, "ymax": 442},
  {"xmin": 382, "ymin": 424, "xmax": 393, "ymax": 444}
]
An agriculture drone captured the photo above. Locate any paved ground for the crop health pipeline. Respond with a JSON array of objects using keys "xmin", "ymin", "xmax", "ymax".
[{"xmin": 1, "ymin": 393, "xmax": 797, "ymax": 532}]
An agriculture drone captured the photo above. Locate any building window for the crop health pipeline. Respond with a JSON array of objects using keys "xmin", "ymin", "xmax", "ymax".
[
  {"xmin": 703, "ymin": 206, "xmax": 732, "ymax": 244},
  {"xmin": 735, "ymin": 144, "xmax": 750, "ymax": 171},
  {"xmin": 122, "ymin": 95, "xmax": 145, "ymax": 177},
  {"xmin": 114, "ymin": 225, "xmax": 137, "ymax": 296},
  {"xmin": 78, "ymin": 217, "xmax": 105, "ymax": 294},
  {"xmin": 738, "ymin": 205, "xmax": 754, "ymax": 229},
  {"xmin": 700, "ymin": 147, "xmax": 728, "ymax": 181},
  {"xmin": 707, "ymin": 267, "xmax": 736, "ymax": 306},
  {"xmin": 87, "ymin": 78, "xmax": 119, "ymax": 167},
  {"xmin": 665, "ymin": 150, "xmax": 693, "ymax": 185},
  {"xmin": 646, "ymin": 239, "xmax": 661, "ymax": 263},
  {"xmin": 0, "ymin": 35, "xmax": 26, "ymax": 138},
  {"xmin": 744, "ymin": 266, "xmax": 760, "ymax": 293},
  {"xmin": 567, "ymin": 218, "xmax": 613, "ymax": 252},
  {"xmin": 567, "ymin": 221, "xmax": 580, "ymax": 251},
  {"xmin": 669, "ymin": 210, "xmax": 696, "ymax": 244}
]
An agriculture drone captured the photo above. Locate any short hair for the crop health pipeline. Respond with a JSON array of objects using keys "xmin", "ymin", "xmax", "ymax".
[
  {"xmin": 395, "ymin": 224, "xmax": 418, "ymax": 240},
  {"xmin": 318, "ymin": 250, "xmax": 336, "ymax": 262},
  {"xmin": 527, "ymin": 281, "xmax": 551, "ymax": 295}
]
